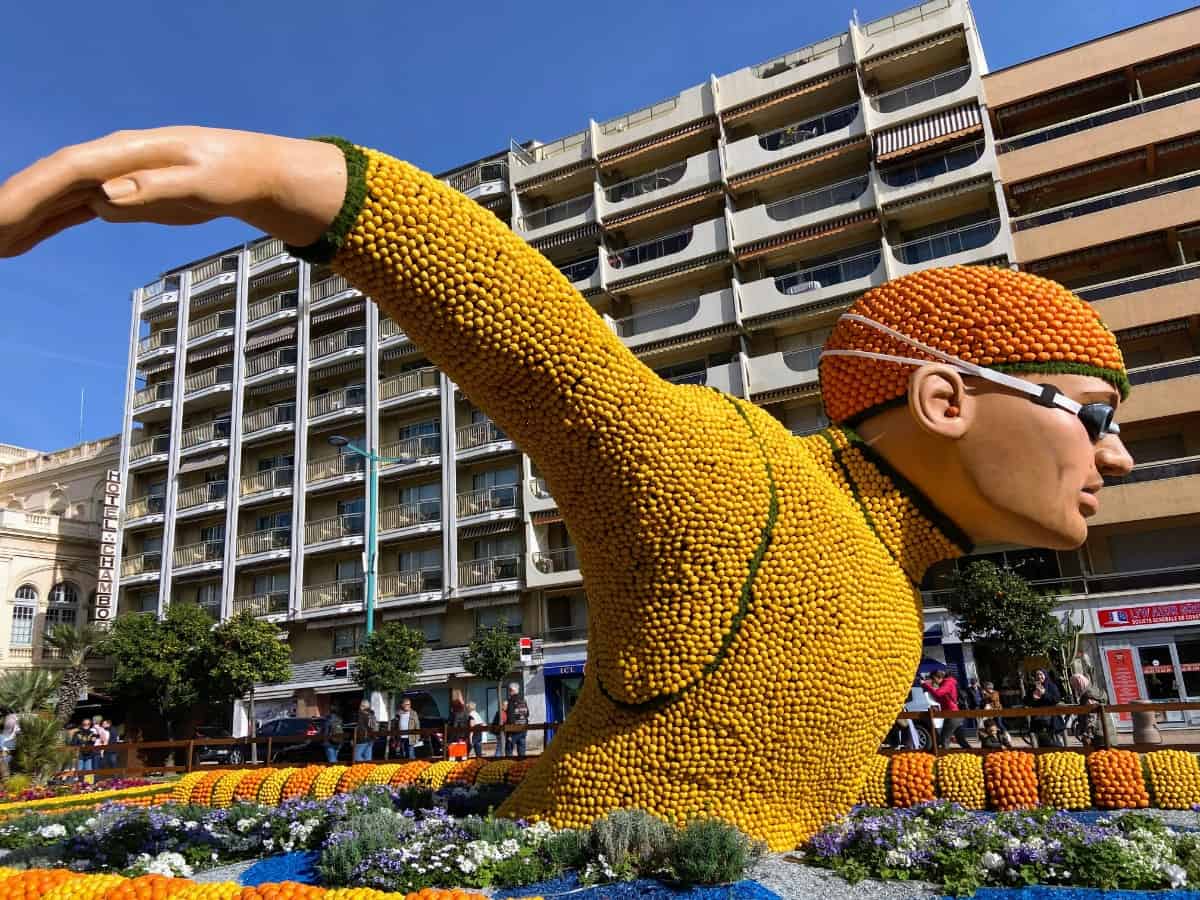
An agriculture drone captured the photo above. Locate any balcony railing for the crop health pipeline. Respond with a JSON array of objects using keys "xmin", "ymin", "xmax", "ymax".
[
  {"xmin": 306, "ymin": 453, "xmax": 365, "ymax": 483},
  {"xmin": 528, "ymin": 477, "xmax": 552, "ymax": 499},
  {"xmin": 133, "ymin": 382, "xmax": 172, "ymax": 408},
  {"xmin": 379, "ymin": 434, "xmax": 441, "ymax": 464},
  {"xmin": 1127, "ymin": 356, "xmax": 1200, "ymax": 387},
  {"xmin": 240, "ymin": 466, "xmax": 294, "ymax": 496},
  {"xmin": 233, "ymin": 591, "xmax": 289, "ymax": 616},
  {"xmin": 861, "ymin": 0, "xmax": 951, "ymax": 34},
  {"xmin": 759, "ymin": 102, "xmax": 858, "ymax": 152},
  {"xmin": 604, "ymin": 160, "xmax": 687, "ymax": 204},
  {"xmin": 251, "ymin": 237, "xmax": 286, "ymax": 264},
  {"xmin": 188, "ymin": 309, "xmax": 236, "ymax": 341},
  {"xmin": 445, "ymin": 161, "xmax": 508, "ymax": 194},
  {"xmin": 1105, "ymin": 454, "xmax": 1200, "ymax": 487},
  {"xmin": 871, "ymin": 65, "xmax": 970, "ymax": 114},
  {"xmin": 879, "ymin": 140, "xmax": 985, "ymax": 188},
  {"xmin": 129, "ymin": 434, "xmax": 169, "ymax": 461},
  {"xmin": 458, "ymin": 555, "xmax": 521, "ymax": 588},
  {"xmin": 173, "ymin": 540, "xmax": 224, "ymax": 568},
  {"xmin": 765, "ymin": 174, "xmax": 869, "ymax": 222},
  {"xmin": 662, "ymin": 368, "xmax": 708, "ymax": 386},
  {"xmin": 380, "ymin": 498, "xmax": 441, "ymax": 531},
  {"xmin": 181, "ymin": 419, "xmax": 231, "ymax": 449},
  {"xmin": 305, "ymin": 513, "xmax": 364, "ymax": 545},
  {"xmin": 614, "ymin": 297, "xmax": 699, "ymax": 338},
  {"xmin": 535, "ymin": 131, "xmax": 587, "ymax": 161},
  {"xmin": 773, "ymin": 246, "xmax": 882, "ymax": 295},
  {"xmin": 600, "ymin": 95, "xmax": 678, "ymax": 135},
  {"xmin": 892, "ymin": 218, "xmax": 999, "ymax": 265},
  {"xmin": 380, "ymin": 367, "xmax": 437, "ymax": 403},
  {"xmin": 248, "ymin": 290, "xmax": 298, "ymax": 324},
  {"xmin": 609, "ymin": 227, "xmax": 693, "ymax": 269},
  {"xmin": 126, "ymin": 494, "xmax": 165, "ymax": 519},
  {"xmin": 190, "ymin": 255, "xmax": 237, "ymax": 285},
  {"xmin": 782, "ymin": 346, "xmax": 822, "ymax": 373},
  {"xmin": 137, "ymin": 329, "xmax": 176, "ymax": 355},
  {"xmin": 457, "ymin": 485, "xmax": 519, "ymax": 517},
  {"xmin": 998, "ymin": 81, "xmax": 1200, "ymax": 153},
  {"xmin": 557, "ymin": 256, "xmax": 599, "ymax": 284},
  {"xmin": 243, "ymin": 402, "xmax": 296, "ymax": 435},
  {"xmin": 456, "ymin": 420, "xmax": 508, "ymax": 451},
  {"xmin": 309, "ymin": 385, "xmax": 366, "ymax": 418},
  {"xmin": 1075, "ymin": 262, "xmax": 1200, "ymax": 303},
  {"xmin": 1012, "ymin": 170, "xmax": 1200, "ymax": 232},
  {"xmin": 520, "ymin": 194, "xmax": 593, "ymax": 231},
  {"xmin": 302, "ymin": 578, "xmax": 363, "ymax": 610},
  {"xmin": 312, "ymin": 274, "xmax": 352, "ymax": 303},
  {"xmin": 379, "ymin": 317, "xmax": 405, "ymax": 341},
  {"xmin": 379, "ymin": 567, "xmax": 443, "ymax": 598},
  {"xmin": 184, "ymin": 364, "xmax": 233, "ymax": 395},
  {"xmin": 237, "ymin": 527, "xmax": 291, "ymax": 557},
  {"xmin": 121, "ymin": 551, "xmax": 161, "ymax": 577},
  {"xmin": 310, "ymin": 327, "xmax": 366, "ymax": 361},
  {"xmin": 751, "ymin": 33, "xmax": 846, "ymax": 78},
  {"xmin": 532, "ymin": 546, "xmax": 579, "ymax": 574},
  {"xmin": 246, "ymin": 347, "xmax": 297, "ymax": 378},
  {"xmin": 177, "ymin": 481, "xmax": 227, "ymax": 509}
]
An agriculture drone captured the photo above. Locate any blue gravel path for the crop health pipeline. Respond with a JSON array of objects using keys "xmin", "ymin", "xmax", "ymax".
[
  {"xmin": 493, "ymin": 873, "xmax": 781, "ymax": 899},
  {"xmin": 945, "ymin": 890, "xmax": 1200, "ymax": 899},
  {"xmin": 238, "ymin": 851, "xmax": 321, "ymax": 886}
]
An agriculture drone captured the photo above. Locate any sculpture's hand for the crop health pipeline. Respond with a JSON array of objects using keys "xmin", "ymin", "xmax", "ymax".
[{"xmin": 0, "ymin": 127, "xmax": 346, "ymax": 258}]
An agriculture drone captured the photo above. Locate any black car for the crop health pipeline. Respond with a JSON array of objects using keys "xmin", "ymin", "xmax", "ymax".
[
  {"xmin": 193, "ymin": 725, "xmax": 248, "ymax": 766},
  {"xmin": 258, "ymin": 716, "xmax": 391, "ymax": 762}
]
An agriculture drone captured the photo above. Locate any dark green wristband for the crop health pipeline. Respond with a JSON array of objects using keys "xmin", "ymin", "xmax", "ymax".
[{"xmin": 284, "ymin": 136, "xmax": 370, "ymax": 265}]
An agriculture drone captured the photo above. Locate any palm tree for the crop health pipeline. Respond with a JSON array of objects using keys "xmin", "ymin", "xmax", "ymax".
[
  {"xmin": 0, "ymin": 669, "xmax": 60, "ymax": 715},
  {"xmin": 44, "ymin": 624, "xmax": 104, "ymax": 722},
  {"xmin": 12, "ymin": 714, "xmax": 71, "ymax": 783}
]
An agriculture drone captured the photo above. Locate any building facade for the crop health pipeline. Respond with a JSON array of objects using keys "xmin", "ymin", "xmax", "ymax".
[
  {"xmin": 0, "ymin": 437, "xmax": 120, "ymax": 677},
  {"xmin": 112, "ymin": 0, "xmax": 1019, "ymax": 735}
]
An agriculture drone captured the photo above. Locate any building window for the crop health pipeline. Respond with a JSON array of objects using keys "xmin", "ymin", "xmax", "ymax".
[
  {"xmin": 44, "ymin": 605, "xmax": 77, "ymax": 638},
  {"xmin": 332, "ymin": 625, "xmax": 364, "ymax": 655},
  {"xmin": 49, "ymin": 582, "xmax": 79, "ymax": 606},
  {"xmin": 253, "ymin": 572, "xmax": 289, "ymax": 595},
  {"xmin": 13, "ymin": 584, "xmax": 37, "ymax": 603},
  {"xmin": 476, "ymin": 605, "xmax": 522, "ymax": 634},
  {"xmin": 547, "ymin": 595, "xmax": 574, "ymax": 631},
  {"xmin": 196, "ymin": 583, "xmax": 221, "ymax": 611},
  {"xmin": 414, "ymin": 614, "xmax": 442, "ymax": 644},
  {"xmin": 136, "ymin": 591, "xmax": 158, "ymax": 613},
  {"xmin": 11, "ymin": 606, "xmax": 34, "ymax": 646}
]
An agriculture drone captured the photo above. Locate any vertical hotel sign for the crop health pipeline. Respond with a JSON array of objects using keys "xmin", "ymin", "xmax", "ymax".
[{"xmin": 96, "ymin": 468, "xmax": 121, "ymax": 626}]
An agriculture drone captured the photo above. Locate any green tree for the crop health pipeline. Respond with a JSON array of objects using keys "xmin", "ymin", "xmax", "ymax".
[
  {"xmin": 12, "ymin": 715, "xmax": 71, "ymax": 782},
  {"xmin": 99, "ymin": 603, "xmax": 215, "ymax": 740},
  {"xmin": 0, "ymin": 669, "xmax": 60, "ymax": 715},
  {"xmin": 207, "ymin": 612, "xmax": 292, "ymax": 763},
  {"xmin": 44, "ymin": 623, "xmax": 106, "ymax": 722},
  {"xmin": 461, "ymin": 622, "xmax": 520, "ymax": 746},
  {"xmin": 947, "ymin": 560, "xmax": 1059, "ymax": 689},
  {"xmin": 353, "ymin": 622, "xmax": 425, "ymax": 716}
]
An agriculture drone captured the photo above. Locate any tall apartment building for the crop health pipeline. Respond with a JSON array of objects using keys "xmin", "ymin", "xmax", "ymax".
[
  {"xmin": 113, "ymin": 0, "xmax": 1014, "ymax": 731},
  {"xmin": 946, "ymin": 7, "xmax": 1200, "ymax": 727}
]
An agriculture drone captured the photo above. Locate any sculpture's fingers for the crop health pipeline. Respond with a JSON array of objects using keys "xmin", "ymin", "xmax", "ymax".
[{"xmin": 0, "ymin": 206, "xmax": 97, "ymax": 258}]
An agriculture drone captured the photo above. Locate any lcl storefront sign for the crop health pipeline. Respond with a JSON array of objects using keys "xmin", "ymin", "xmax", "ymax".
[{"xmin": 1097, "ymin": 601, "xmax": 1200, "ymax": 630}]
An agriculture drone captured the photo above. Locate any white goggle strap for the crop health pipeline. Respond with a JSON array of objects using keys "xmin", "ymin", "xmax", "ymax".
[{"xmin": 819, "ymin": 312, "xmax": 1101, "ymax": 425}]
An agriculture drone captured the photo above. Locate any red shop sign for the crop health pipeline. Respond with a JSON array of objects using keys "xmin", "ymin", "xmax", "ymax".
[
  {"xmin": 1106, "ymin": 648, "xmax": 1141, "ymax": 722},
  {"xmin": 1098, "ymin": 601, "xmax": 1200, "ymax": 628}
]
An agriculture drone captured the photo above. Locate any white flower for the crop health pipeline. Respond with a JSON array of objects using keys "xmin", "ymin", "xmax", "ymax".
[
  {"xmin": 37, "ymin": 824, "xmax": 67, "ymax": 839},
  {"xmin": 236, "ymin": 818, "xmax": 254, "ymax": 834},
  {"xmin": 1164, "ymin": 863, "xmax": 1188, "ymax": 888},
  {"xmin": 885, "ymin": 849, "xmax": 912, "ymax": 868},
  {"xmin": 183, "ymin": 821, "xmax": 199, "ymax": 830},
  {"xmin": 950, "ymin": 837, "xmax": 969, "ymax": 849},
  {"xmin": 981, "ymin": 851, "xmax": 1004, "ymax": 871},
  {"xmin": 263, "ymin": 838, "xmax": 274, "ymax": 851},
  {"xmin": 498, "ymin": 838, "xmax": 520, "ymax": 858},
  {"xmin": 137, "ymin": 851, "xmax": 192, "ymax": 878}
]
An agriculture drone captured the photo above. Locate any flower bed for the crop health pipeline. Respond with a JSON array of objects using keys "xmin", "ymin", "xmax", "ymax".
[{"xmin": 0, "ymin": 783, "xmax": 175, "ymax": 818}]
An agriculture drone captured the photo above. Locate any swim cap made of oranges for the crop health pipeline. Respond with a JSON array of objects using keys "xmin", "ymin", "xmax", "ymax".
[{"xmin": 819, "ymin": 266, "xmax": 1129, "ymax": 425}]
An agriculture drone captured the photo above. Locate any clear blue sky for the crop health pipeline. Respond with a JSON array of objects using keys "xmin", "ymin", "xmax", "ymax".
[{"xmin": 0, "ymin": 0, "xmax": 1191, "ymax": 451}]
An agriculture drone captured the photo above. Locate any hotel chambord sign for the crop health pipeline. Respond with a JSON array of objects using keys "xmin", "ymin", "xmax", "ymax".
[{"xmin": 96, "ymin": 468, "xmax": 120, "ymax": 626}]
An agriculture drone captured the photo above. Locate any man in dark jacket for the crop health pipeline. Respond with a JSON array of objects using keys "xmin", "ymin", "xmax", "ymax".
[
  {"xmin": 505, "ymin": 682, "xmax": 530, "ymax": 758},
  {"xmin": 354, "ymin": 700, "xmax": 377, "ymax": 762},
  {"xmin": 323, "ymin": 711, "xmax": 344, "ymax": 763}
]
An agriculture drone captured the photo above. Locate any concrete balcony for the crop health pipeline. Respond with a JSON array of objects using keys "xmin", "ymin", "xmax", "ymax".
[
  {"xmin": 140, "ymin": 276, "xmax": 180, "ymax": 315},
  {"xmin": 596, "ymin": 83, "xmax": 714, "ymax": 157},
  {"xmin": 310, "ymin": 274, "xmax": 359, "ymax": 313},
  {"xmin": 599, "ymin": 149, "xmax": 721, "ymax": 222},
  {"xmin": 236, "ymin": 527, "xmax": 291, "ymax": 566},
  {"xmin": 308, "ymin": 385, "xmax": 366, "ymax": 428},
  {"xmin": 380, "ymin": 367, "xmax": 439, "ymax": 410},
  {"xmin": 238, "ymin": 467, "xmax": 294, "ymax": 507},
  {"xmin": 875, "ymin": 139, "xmax": 992, "ymax": 206},
  {"xmin": 242, "ymin": 402, "xmax": 296, "ymax": 444},
  {"xmin": 248, "ymin": 237, "xmax": 291, "ymax": 275},
  {"xmin": 718, "ymin": 32, "xmax": 853, "ymax": 112},
  {"xmin": 456, "ymin": 485, "xmax": 520, "ymax": 527},
  {"xmin": 890, "ymin": 217, "xmax": 1005, "ymax": 275},
  {"xmin": 0, "ymin": 509, "xmax": 98, "ymax": 542},
  {"xmin": 246, "ymin": 290, "xmax": 298, "ymax": 331},
  {"xmin": 128, "ymin": 434, "xmax": 169, "ymax": 470},
  {"xmin": 183, "ymin": 363, "xmax": 234, "ymax": 403},
  {"xmin": 124, "ymin": 493, "xmax": 166, "ymax": 528},
  {"xmin": 176, "ymin": 481, "xmax": 227, "ymax": 519},
  {"xmin": 172, "ymin": 539, "xmax": 224, "ymax": 575},
  {"xmin": 661, "ymin": 360, "xmax": 744, "ymax": 395},
  {"xmin": 1088, "ymin": 463, "xmax": 1200, "ymax": 528},
  {"xmin": 304, "ymin": 513, "xmax": 364, "ymax": 553},
  {"xmin": 378, "ymin": 317, "xmax": 408, "ymax": 349},
  {"xmin": 457, "ymin": 555, "xmax": 521, "ymax": 597},
  {"xmin": 612, "ymin": 288, "xmax": 736, "ymax": 349},
  {"xmin": 515, "ymin": 192, "xmax": 597, "ymax": 242},
  {"xmin": 738, "ymin": 247, "xmax": 885, "ymax": 322},
  {"xmin": 556, "ymin": 253, "xmax": 602, "ymax": 292},
  {"xmin": 444, "ymin": 160, "xmax": 509, "ymax": 202},
  {"xmin": 378, "ymin": 568, "xmax": 443, "ymax": 608},
  {"xmin": 856, "ymin": 0, "xmax": 964, "ymax": 62},
  {"xmin": 524, "ymin": 476, "xmax": 556, "ymax": 514},
  {"xmin": 1078, "ymin": 262, "xmax": 1200, "ymax": 333},
  {"xmin": 528, "ymin": 546, "xmax": 581, "ymax": 589},
  {"xmin": 511, "ymin": 131, "xmax": 591, "ymax": 186},
  {"xmin": 132, "ymin": 382, "xmax": 173, "ymax": 417},
  {"xmin": 305, "ymin": 453, "xmax": 365, "ymax": 492},
  {"xmin": 868, "ymin": 65, "xmax": 978, "ymax": 129},
  {"xmin": 180, "ymin": 419, "xmax": 230, "ymax": 456},
  {"xmin": 310, "ymin": 326, "xmax": 366, "ymax": 370},
  {"xmin": 748, "ymin": 347, "xmax": 821, "ymax": 397},
  {"xmin": 301, "ymin": 578, "xmax": 363, "ymax": 615},
  {"xmin": 120, "ymin": 551, "xmax": 161, "ymax": 585},
  {"xmin": 379, "ymin": 434, "xmax": 441, "ymax": 477},
  {"xmin": 731, "ymin": 174, "xmax": 875, "ymax": 252},
  {"xmin": 232, "ymin": 590, "xmax": 289, "ymax": 619},
  {"xmin": 188, "ymin": 309, "xmax": 236, "ymax": 347},
  {"xmin": 603, "ymin": 217, "xmax": 728, "ymax": 289},
  {"xmin": 725, "ymin": 103, "xmax": 864, "ymax": 181},
  {"xmin": 136, "ymin": 328, "xmax": 176, "ymax": 362},
  {"xmin": 244, "ymin": 347, "xmax": 297, "ymax": 388},
  {"xmin": 379, "ymin": 499, "xmax": 441, "ymax": 542},
  {"xmin": 189, "ymin": 254, "xmax": 238, "ymax": 297},
  {"xmin": 455, "ymin": 420, "xmax": 515, "ymax": 461}
]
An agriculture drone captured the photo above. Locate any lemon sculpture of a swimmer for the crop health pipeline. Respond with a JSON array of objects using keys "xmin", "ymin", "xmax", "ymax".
[{"xmin": 0, "ymin": 129, "xmax": 1134, "ymax": 850}]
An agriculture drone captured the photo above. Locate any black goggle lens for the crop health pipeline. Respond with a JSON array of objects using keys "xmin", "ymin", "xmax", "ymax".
[{"xmin": 1077, "ymin": 403, "xmax": 1116, "ymax": 442}]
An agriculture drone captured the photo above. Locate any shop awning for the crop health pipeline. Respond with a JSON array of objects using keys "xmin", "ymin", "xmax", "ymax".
[
  {"xmin": 176, "ymin": 452, "xmax": 227, "ymax": 475},
  {"xmin": 245, "ymin": 325, "xmax": 295, "ymax": 353},
  {"xmin": 312, "ymin": 301, "xmax": 364, "ymax": 326},
  {"xmin": 875, "ymin": 103, "xmax": 982, "ymax": 161},
  {"xmin": 463, "ymin": 593, "xmax": 520, "ymax": 610}
]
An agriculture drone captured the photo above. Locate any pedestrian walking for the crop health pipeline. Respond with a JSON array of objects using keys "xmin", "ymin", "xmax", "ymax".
[
  {"xmin": 466, "ymin": 701, "xmax": 484, "ymax": 758},
  {"xmin": 920, "ymin": 670, "xmax": 970, "ymax": 749},
  {"xmin": 1069, "ymin": 672, "xmax": 1114, "ymax": 747},
  {"xmin": 323, "ymin": 710, "xmax": 344, "ymax": 763},
  {"xmin": 449, "ymin": 689, "xmax": 470, "ymax": 753},
  {"xmin": 354, "ymin": 700, "xmax": 376, "ymax": 762},
  {"xmin": 69, "ymin": 718, "xmax": 99, "ymax": 780},
  {"xmin": 99, "ymin": 719, "xmax": 119, "ymax": 770},
  {"xmin": 0, "ymin": 714, "xmax": 19, "ymax": 780},
  {"xmin": 505, "ymin": 682, "xmax": 530, "ymax": 758},
  {"xmin": 391, "ymin": 698, "xmax": 420, "ymax": 760}
]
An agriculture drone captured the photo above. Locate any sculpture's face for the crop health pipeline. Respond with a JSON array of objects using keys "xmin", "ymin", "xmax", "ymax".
[{"xmin": 958, "ymin": 373, "xmax": 1133, "ymax": 550}]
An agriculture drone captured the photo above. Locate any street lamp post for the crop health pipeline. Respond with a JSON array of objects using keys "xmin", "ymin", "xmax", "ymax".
[{"xmin": 327, "ymin": 435, "xmax": 412, "ymax": 636}]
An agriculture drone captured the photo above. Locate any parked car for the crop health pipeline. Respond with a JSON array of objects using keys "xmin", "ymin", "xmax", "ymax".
[
  {"xmin": 883, "ymin": 686, "xmax": 943, "ymax": 751},
  {"xmin": 193, "ymin": 725, "xmax": 247, "ymax": 766},
  {"xmin": 259, "ymin": 716, "xmax": 391, "ymax": 762}
]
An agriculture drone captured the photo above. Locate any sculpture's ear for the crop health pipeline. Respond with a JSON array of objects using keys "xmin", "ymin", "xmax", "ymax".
[{"xmin": 907, "ymin": 364, "xmax": 972, "ymax": 440}]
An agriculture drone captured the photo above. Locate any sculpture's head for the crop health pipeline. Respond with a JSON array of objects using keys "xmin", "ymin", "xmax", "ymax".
[{"xmin": 819, "ymin": 266, "xmax": 1133, "ymax": 551}]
